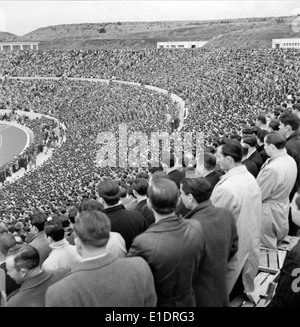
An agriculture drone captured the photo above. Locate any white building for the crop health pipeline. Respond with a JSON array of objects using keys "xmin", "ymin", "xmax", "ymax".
[
  {"xmin": 0, "ymin": 41, "xmax": 39, "ymax": 51},
  {"xmin": 272, "ymin": 38, "xmax": 300, "ymax": 49},
  {"xmin": 157, "ymin": 41, "xmax": 208, "ymax": 49}
]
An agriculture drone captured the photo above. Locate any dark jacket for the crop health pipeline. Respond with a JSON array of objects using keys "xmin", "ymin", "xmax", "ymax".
[
  {"xmin": 128, "ymin": 215, "xmax": 205, "ymax": 307},
  {"xmin": 257, "ymin": 144, "xmax": 269, "ymax": 164},
  {"xmin": 242, "ymin": 158, "xmax": 259, "ymax": 178},
  {"xmin": 205, "ymin": 169, "xmax": 224, "ymax": 190},
  {"xmin": 185, "ymin": 200, "xmax": 238, "ymax": 307},
  {"xmin": 248, "ymin": 150, "xmax": 264, "ymax": 171},
  {"xmin": 285, "ymin": 132, "xmax": 300, "ymax": 201},
  {"xmin": 134, "ymin": 199, "xmax": 155, "ymax": 228},
  {"xmin": 104, "ymin": 204, "xmax": 147, "ymax": 251},
  {"xmin": 268, "ymin": 240, "xmax": 300, "ymax": 307}
]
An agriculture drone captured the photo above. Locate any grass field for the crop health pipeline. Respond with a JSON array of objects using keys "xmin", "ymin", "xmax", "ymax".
[{"xmin": 0, "ymin": 124, "xmax": 28, "ymax": 167}]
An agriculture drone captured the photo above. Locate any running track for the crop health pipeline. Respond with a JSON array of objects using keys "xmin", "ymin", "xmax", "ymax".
[{"xmin": 0, "ymin": 123, "xmax": 28, "ymax": 167}]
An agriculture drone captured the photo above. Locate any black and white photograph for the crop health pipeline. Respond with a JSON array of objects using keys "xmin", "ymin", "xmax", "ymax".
[{"xmin": 0, "ymin": 0, "xmax": 300, "ymax": 312}]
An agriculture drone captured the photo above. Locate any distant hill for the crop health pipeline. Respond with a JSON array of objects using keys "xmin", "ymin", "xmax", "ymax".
[
  {"xmin": 0, "ymin": 31, "xmax": 18, "ymax": 42},
  {"xmin": 8, "ymin": 16, "xmax": 300, "ymax": 49}
]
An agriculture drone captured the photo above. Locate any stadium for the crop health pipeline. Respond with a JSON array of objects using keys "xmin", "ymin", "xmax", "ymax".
[{"xmin": 1, "ymin": 5, "xmax": 300, "ymax": 310}]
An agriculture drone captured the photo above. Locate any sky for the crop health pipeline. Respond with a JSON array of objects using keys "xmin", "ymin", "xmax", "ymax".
[{"xmin": 0, "ymin": 0, "xmax": 299, "ymax": 36}]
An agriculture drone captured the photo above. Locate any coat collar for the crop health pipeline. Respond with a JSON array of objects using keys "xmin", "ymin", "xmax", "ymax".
[
  {"xmin": 184, "ymin": 200, "xmax": 212, "ymax": 219},
  {"xmin": 104, "ymin": 204, "xmax": 125, "ymax": 213},
  {"xmin": 145, "ymin": 214, "xmax": 185, "ymax": 232},
  {"xmin": 217, "ymin": 165, "xmax": 248, "ymax": 185},
  {"xmin": 18, "ymin": 270, "xmax": 54, "ymax": 293},
  {"xmin": 286, "ymin": 131, "xmax": 299, "ymax": 141},
  {"xmin": 260, "ymin": 148, "xmax": 287, "ymax": 169},
  {"xmin": 70, "ymin": 252, "xmax": 117, "ymax": 273}
]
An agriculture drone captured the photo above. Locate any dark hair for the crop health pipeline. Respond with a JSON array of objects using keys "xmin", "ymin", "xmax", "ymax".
[
  {"xmin": 219, "ymin": 139, "xmax": 243, "ymax": 163},
  {"xmin": 257, "ymin": 129, "xmax": 269, "ymax": 143},
  {"xmin": 257, "ymin": 115, "xmax": 267, "ymax": 125},
  {"xmin": 181, "ymin": 177, "xmax": 212, "ymax": 204},
  {"xmin": 0, "ymin": 233, "xmax": 16, "ymax": 256},
  {"xmin": 68, "ymin": 206, "xmax": 78, "ymax": 224},
  {"xmin": 264, "ymin": 131, "xmax": 286, "ymax": 149},
  {"xmin": 29, "ymin": 212, "xmax": 47, "ymax": 232},
  {"xmin": 132, "ymin": 178, "xmax": 148, "ymax": 196},
  {"xmin": 242, "ymin": 135, "xmax": 257, "ymax": 148},
  {"xmin": 79, "ymin": 199, "xmax": 104, "ymax": 212},
  {"xmin": 268, "ymin": 119, "xmax": 280, "ymax": 131},
  {"xmin": 204, "ymin": 152, "xmax": 216, "ymax": 171},
  {"xmin": 44, "ymin": 219, "xmax": 65, "ymax": 242},
  {"xmin": 148, "ymin": 178, "xmax": 179, "ymax": 215},
  {"xmin": 74, "ymin": 210, "xmax": 110, "ymax": 248},
  {"xmin": 7, "ymin": 244, "xmax": 40, "ymax": 271},
  {"xmin": 230, "ymin": 133, "xmax": 242, "ymax": 142},
  {"xmin": 97, "ymin": 180, "xmax": 120, "ymax": 206},
  {"xmin": 149, "ymin": 171, "xmax": 168, "ymax": 185},
  {"xmin": 279, "ymin": 111, "xmax": 300, "ymax": 131}
]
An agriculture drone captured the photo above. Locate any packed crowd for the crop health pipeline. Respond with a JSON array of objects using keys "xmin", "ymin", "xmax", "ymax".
[{"xmin": 0, "ymin": 47, "xmax": 300, "ymax": 307}]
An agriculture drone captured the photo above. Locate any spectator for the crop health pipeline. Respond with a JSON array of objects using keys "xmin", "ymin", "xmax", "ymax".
[
  {"xmin": 128, "ymin": 178, "xmax": 205, "ymax": 307},
  {"xmin": 202, "ymin": 152, "xmax": 224, "ymax": 190},
  {"xmin": 45, "ymin": 210, "xmax": 157, "ymax": 307},
  {"xmin": 279, "ymin": 110, "xmax": 300, "ymax": 236},
  {"xmin": 180, "ymin": 177, "xmax": 238, "ymax": 307},
  {"xmin": 5, "ymin": 244, "xmax": 66, "ymax": 307},
  {"xmin": 210, "ymin": 139, "xmax": 262, "ymax": 300},
  {"xmin": 257, "ymin": 132, "xmax": 297, "ymax": 249},
  {"xmin": 98, "ymin": 179, "xmax": 147, "ymax": 251},
  {"xmin": 0, "ymin": 233, "xmax": 19, "ymax": 296},
  {"xmin": 27, "ymin": 212, "xmax": 52, "ymax": 265},
  {"xmin": 256, "ymin": 129, "xmax": 269, "ymax": 164},
  {"xmin": 241, "ymin": 134, "xmax": 263, "ymax": 171},
  {"xmin": 132, "ymin": 178, "xmax": 155, "ymax": 228},
  {"xmin": 77, "ymin": 199, "xmax": 127, "ymax": 258},
  {"xmin": 42, "ymin": 218, "xmax": 81, "ymax": 271}
]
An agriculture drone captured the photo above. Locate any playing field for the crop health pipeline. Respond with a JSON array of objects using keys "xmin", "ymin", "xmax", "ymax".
[{"xmin": 0, "ymin": 123, "xmax": 28, "ymax": 167}]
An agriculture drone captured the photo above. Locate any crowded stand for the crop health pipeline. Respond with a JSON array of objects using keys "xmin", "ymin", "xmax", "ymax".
[{"xmin": 0, "ymin": 47, "xmax": 300, "ymax": 307}]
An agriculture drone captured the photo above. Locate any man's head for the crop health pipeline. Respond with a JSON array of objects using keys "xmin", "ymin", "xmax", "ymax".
[
  {"xmin": 0, "ymin": 233, "xmax": 16, "ymax": 260},
  {"xmin": 28, "ymin": 212, "xmax": 47, "ymax": 235},
  {"xmin": 6, "ymin": 244, "xmax": 40, "ymax": 284},
  {"xmin": 279, "ymin": 111, "xmax": 300, "ymax": 137},
  {"xmin": 44, "ymin": 218, "xmax": 65, "ymax": 243},
  {"xmin": 204, "ymin": 152, "xmax": 217, "ymax": 173},
  {"xmin": 180, "ymin": 177, "xmax": 212, "ymax": 209},
  {"xmin": 67, "ymin": 206, "xmax": 78, "ymax": 226},
  {"xmin": 148, "ymin": 171, "xmax": 168, "ymax": 187},
  {"xmin": 147, "ymin": 178, "xmax": 179, "ymax": 216},
  {"xmin": 241, "ymin": 135, "xmax": 257, "ymax": 150},
  {"xmin": 257, "ymin": 129, "xmax": 269, "ymax": 146},
  {"xmin": 97, "ymin": 179, "xmax": 121, "ymax": 206},
  {"xmin": 132, "ymin": 178, "xmax": 148, "ymax": 198},
  {"xmin": 73, "ymin": 210, "xmax": 111, "ymax": 257},
  {"xmin": 264, "ymin": 131, "xmax": 286, "ymax": 157},
  {"xmin": 256, "ymin": 115, "xmax": 267, "ymax": 127},
  {"xmin": 215, "ymin": 139, "xmax": 243, "ymax": 172}
]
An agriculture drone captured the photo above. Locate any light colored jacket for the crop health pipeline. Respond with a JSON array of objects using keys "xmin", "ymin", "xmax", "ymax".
[
  {"xmin": 42, "ymin": 239, "xmax": 81, "ymax": 271},
  {"xmin": 211, "ymin": 165, "xmax": 262, "ymax": 294},
  {"xmin": 257, "ymin": 150, "xmax": 297, "ymax": 249}
]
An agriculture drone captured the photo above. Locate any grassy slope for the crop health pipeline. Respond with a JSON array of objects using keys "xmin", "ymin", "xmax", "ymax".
[{"xmin": 8, "ymin": 16, "xmax": 300, "ymax": 49}]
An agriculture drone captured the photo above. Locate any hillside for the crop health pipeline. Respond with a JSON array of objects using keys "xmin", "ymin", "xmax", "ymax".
[
  {"xmin": 0, "ymin": 31, "xmax": 18, "ymax": 41},
  {"xmin": 9, "ymin": 16, "xmax": 300, "ymax": 49}
]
